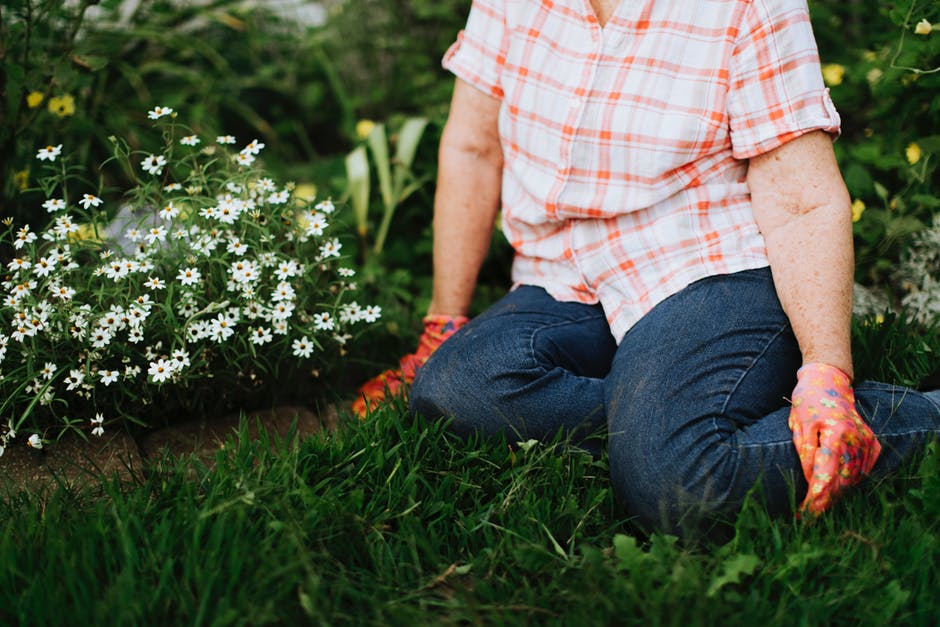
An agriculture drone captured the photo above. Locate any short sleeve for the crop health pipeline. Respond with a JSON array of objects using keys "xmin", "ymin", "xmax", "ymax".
[
  {"xmin": 726, "ymin": 0, "xmax": 841, "ymax": 159},
  {"xmin": 442, "ymin": 0, "xmax": 509, "ymax": 100}
]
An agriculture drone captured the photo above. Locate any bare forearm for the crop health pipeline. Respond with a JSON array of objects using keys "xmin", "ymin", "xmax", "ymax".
[
  {"xmin": 427, "ymin": 79, "xmax": 504, "ymax": 317},
  {"xmin": 748, "ymin": 131, "xmax": 855, "ymax": 379},
  {"xmin": 428, "ymin": 141, "xmax": 502, "ymax": 316},
  {"xmin": 762, "ymin": 204, "xmax": 855, "ymax": 379}
]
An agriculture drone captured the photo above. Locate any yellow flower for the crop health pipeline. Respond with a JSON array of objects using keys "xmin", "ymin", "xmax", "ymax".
[
  {"xmin": 48, "ymin": 94, "xmax": 76, "ymax": 117},
  {"xmin": 906, "ymin": 142, "xmax": 922, "ymax": 165},
  {"xmin": 69, "ymin": 223, "xmax": 101, "ymax": 243},
  {"xmin": 13, "ymin": 169, "xmax": 29, "ymax": 191},
  {"xmin": 821, "ymin": 63, "xmax": 845, "ymax": 86},
  {"xmin": 914, "ymin": 19, "xmax": 933, "ymax": 35},
  {"xmin": 851, "ymin": 199, "xmax": 865, "ymax": 223},
  {"xmin": 355, "ymin": 119, "xmax": 376, "ymax": 140},
  {"xmin": 26, "ymin": 91, "xmax": 44, "ymax": 108},
  {"xmin": 293, "ymin": 182, "xmax": 318, "ymax": 205}
]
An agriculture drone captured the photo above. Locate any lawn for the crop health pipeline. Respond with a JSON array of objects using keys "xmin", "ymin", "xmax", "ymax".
[{"xmin": 1, "ymin": 396, "xmax": 938, "ymax": 625}]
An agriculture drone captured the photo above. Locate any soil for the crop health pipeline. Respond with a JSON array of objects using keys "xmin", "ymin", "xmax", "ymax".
[{"xmin": 0, "ymin": 403, "xmax": 344, "ymax": 496}]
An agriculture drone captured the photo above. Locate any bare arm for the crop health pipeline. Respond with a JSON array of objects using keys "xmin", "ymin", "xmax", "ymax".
[
  {"xmin": 428, "ymin": 78, "xmax": 504, "ymax": 317},
  {"xmin": 747, "ymin": 131, "xmax": 855, "ymax": 379}
]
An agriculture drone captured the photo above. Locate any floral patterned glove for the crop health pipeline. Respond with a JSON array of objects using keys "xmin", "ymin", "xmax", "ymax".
[
  {"xmin": 788, "ymin": 362, "xmax": 882, "ymax": 516},
  {"xmin": 351, "ymin": 314, "xmax": 469, "ymax": 417}
]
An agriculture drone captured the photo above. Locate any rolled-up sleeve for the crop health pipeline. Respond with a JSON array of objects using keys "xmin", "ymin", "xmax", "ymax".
[
  {"xmin": 442, "ymin": 0, "xmax": 509, "ymax": 100},
  {"xmin": 726, "ymin": 0, "xmax": 840, "ymax": 159}
]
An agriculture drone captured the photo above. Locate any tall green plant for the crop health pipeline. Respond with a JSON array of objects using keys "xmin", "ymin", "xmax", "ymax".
[{"xmin": 345, "ymin": 117, "xmax": 430, "ymax": 260}]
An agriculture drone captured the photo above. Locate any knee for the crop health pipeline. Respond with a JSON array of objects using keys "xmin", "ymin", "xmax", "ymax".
[
  {"xmin": 409, "ymin": 345, "xmax": 501, "ymax": 438},
  {"xmin": 608, "ymin": 433, "xmax": 739, "ymax": 536}
]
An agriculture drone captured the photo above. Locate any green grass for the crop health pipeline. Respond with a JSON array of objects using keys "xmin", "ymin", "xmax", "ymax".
[{"xmin": 0, "ymin": 313, "xmax": 938, "ymax": 626}]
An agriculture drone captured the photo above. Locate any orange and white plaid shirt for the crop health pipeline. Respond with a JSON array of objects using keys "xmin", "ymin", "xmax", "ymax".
[{"xmin": 443, "ymin": 0, "xmax": 841, "ymax": 342}]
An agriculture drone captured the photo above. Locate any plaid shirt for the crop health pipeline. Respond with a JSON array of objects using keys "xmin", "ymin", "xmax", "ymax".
[{"xmin": 443, "ymin": 0, "xmax": 841, "ymax": 342}]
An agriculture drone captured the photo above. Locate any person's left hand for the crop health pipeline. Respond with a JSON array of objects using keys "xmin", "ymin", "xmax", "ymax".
[
  {"xmin": 788, "ymin": 362, "xmax": 882, "ymax": 516},
  {"xmin": 351, "ymin": 314, "xmax": 468, "ymax": 417}
]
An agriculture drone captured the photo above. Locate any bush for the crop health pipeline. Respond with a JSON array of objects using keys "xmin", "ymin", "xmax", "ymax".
[
  {"xmin": 0, "ymin": 108, "xmax": 379, "ymax": 453},
  {"xmin": 1, "ymin": 0, "xmax": 346, "ymax": 229},
  {"xmin": 811, "ymin": 0, "xmax": 940, "ymax": 295}
]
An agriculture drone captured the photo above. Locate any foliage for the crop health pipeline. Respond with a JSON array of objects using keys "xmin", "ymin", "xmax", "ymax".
[
  {"xmin": 0, "ymin": 0, "xmax": 346, "ymax": 229},
  {"xmin": 811, "ymin": 0, "xmax": 940, "ymax": 294},
  {"xmin": 345, "ymin": 116, "xmax": 430, "ymax": 261},
  {"xmin": 0, "ymin": 109, "xmax": 379, "ymax": 453},
  {"xmin": 315, "ymin": 0, "xmax": 472, "ymax": 122}
]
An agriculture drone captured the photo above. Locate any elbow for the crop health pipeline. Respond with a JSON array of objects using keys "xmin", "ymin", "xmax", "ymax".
[{"xmin": 439, "ymin": 121, "xmax": 503, "ymax": 169}]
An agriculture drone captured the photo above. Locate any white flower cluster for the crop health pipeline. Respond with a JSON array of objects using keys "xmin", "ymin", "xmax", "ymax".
[
  {"xmin": 894, "ymin": 213, "xmax": 940, "ymax": 324},
  {"xmin": 2, "ymin": 110, "xmax": 381, "ymax": 452}
]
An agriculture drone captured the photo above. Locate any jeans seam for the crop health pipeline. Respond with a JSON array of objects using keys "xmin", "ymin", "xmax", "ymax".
[
  {"xmin": 528, "ymin": 315, "xmax": 607, "ymax": 373},
  {"xmin": 715, "ymin": 322, "xmax": 792, "ymax": 443},
  {"xmin": 719, "ymin": 321, "xmax": 791, "ymax": 416}
]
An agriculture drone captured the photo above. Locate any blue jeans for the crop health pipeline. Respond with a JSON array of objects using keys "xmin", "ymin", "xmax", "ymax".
[{"xmin": 410, "ymin": 268, "xmax": 940, "ymax": 534}]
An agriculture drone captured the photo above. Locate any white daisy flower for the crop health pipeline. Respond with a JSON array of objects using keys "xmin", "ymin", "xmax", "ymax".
[
  {"xmin": 338, "ymin": 267, "xmax": 356, "ymax": 278},
  {"xmin": 41, "ymin": 362, "xmax": 57, "ymax": 380},
  {"xmin": 90, "ymin": 413, "xmax": 105, "ymax": 437},
  {"xmin": 42, "ymin": 198, "xmax": 66, "ymax": 213},
  {"xmin": 141, "ymin": 154, "xmax": 167, "ymax": 176},
  {"xmin": 27, "ymin": 434, "xmax": 43, "ymax": 449},
  {"xmin": 209, "ymin": 312, "xmax": 236, "ymax": 343},
  {"xmin": 159, "ymin": 202, "xmax": 180, "ymax": 220},
  {"xmin": 313, "ymin": 312, "xmax": 335, "ymax": 331},
  {"xmin": 65, "ymin": 369, "xmax": 85, "ymax": 391},
  {"xmin": 292, "ymin": 336, "xmax": 314, "ymax": 358},
  {"xmin": 147, "ymin": 106, "xmax": 173, "ymax": 120},
  {"xmin": 148, "ymin": 358, "xmax": 174, "ymax": 383},
  {"xmin": 319, "ymin": 237, "xmax": 342, "ymax": 259},
  {"xmin": 180, "ymin": 135, "xmax": 200, "ymax": 146},
  {"xmin": 242, "ymin": 139, "xmax": 265, "ymax": 155},
  {"xmin": 226, "ymin": 238, "xmax": 248, "ymax": 256},
  {"xmin": 7, "ymin": 257, "xmax": 30, "ymax": 272},
  {"xmin": 14, "ymin": 225, "xmax": 39, "ymax": 250},
  {"xmin": 235, "ymin": 152, "xmax": 255, "ymax": 167},
  {"xmin": 145, "ymin": 225, "xmax": 167, "ymax": 244},
  {"xmin": 163, "ymin": 182, "xmax": 183, "ymax": 192},
  {"xmin": 79, "ymin": 194, "xmax": 103, "ymax": 209},
  {"xmin": 315, "ymin": 199, "xmax": 336, "ymax": 214},
  {"xmin": 305, "ymin": 212, "xmax": 327, "ymax": 237},
  {"xmin": 144, "ymin": 276, "xmax": 166, "ymax": 290},
  {"xmin": 249, "ymin": 326, "xmax": 273, "ymax": 345},
  {"xmin": 267, "ymin": 190, "xmax": 289, "ymax": 204},
  {"xmin": 216, "ymin": 135, "xmax": 236, "ymax": 144},
  {"xmin": 363, "ymin": 305, "xmax": 382, "ymax": 323},
  {"xmin": 177, "ymin": 267, "xmax": 201, "ymax": 286},
  {"xmin": 99, "ymin": 369, "xmax": 120, "ymax": 386},
  {"xmin": 36, "ymin": 144, "xmax": 62, "ymax": 162}
]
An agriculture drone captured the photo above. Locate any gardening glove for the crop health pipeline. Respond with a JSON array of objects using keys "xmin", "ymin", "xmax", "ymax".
[
  {"xmin": 788, "ymin": 362, "xmax": 882, "ymax": 516},
  {"xmin": 351, "ymin": 314, "xmax": 469, "ymax": 417}
]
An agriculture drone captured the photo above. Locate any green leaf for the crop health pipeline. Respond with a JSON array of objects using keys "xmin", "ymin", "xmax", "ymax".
[
  {"xmin": 366, "ymin": 123, "xmax": 393, "ymax": 212},
  {"xmin": 392, "ymin": 116, "xmax": 428, "ymax": 200},
  {"xmin": 874, "ymin": 181, "xmax": 890, "ymax": 202},
  {"xmin": 613, "ymin": 534, "xmax": 648, "ymax": 571},
  {"xmin": 345, "ymin": 145, "xmax": 370, "ymax": 237},
  {"xmin": 706, "ymin": 553, "xmax": 760, "ymax": 598}
]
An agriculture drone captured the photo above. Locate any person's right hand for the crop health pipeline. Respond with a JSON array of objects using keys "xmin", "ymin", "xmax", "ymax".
[{"xmin": 351, "ymin": 314, "xmax": 469, "ymax": 417}]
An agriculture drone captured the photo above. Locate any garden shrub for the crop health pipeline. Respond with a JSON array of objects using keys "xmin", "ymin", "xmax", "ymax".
[
  {"xmin": 812, "ymin": 0, "xmax": 940, "ymax": 297},
  {"xmin": 1, "ymin": 0, "xmax": 344, "ymax": 230},
  {"xmin": 0, "ymin": 108, "xmax": 379, "ymax": 453}
]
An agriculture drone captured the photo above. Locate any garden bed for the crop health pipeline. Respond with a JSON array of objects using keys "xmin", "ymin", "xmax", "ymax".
[{"xmin": 0, "ymin": 403, "xmax": 340, "ymax": 495}]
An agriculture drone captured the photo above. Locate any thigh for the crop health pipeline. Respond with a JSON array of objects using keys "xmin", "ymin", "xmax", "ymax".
[
  {"xmin": 605, "ymin": 268, "xmax": 804, "ymax": 528},
  {"xmin": 411, "ymin": 286, "xmax": 617, "ymax": 441}
]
